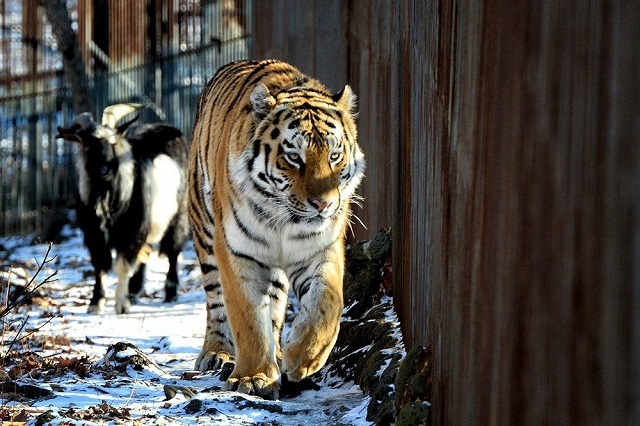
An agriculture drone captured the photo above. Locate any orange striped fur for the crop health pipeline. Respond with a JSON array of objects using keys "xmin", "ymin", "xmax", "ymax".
[{"xmin": 188, "ymin": 59, "xmax": 365, "ymax": 399}]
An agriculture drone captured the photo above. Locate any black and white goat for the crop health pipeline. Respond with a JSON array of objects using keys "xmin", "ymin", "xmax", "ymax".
[{"xmin": 57, "ymin": 104, "xmax": 189, "ymax": 314}]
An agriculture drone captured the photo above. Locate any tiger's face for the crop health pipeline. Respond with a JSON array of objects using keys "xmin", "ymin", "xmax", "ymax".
[{"xmin": 243, "ymin": 84, "xmax": 365, "ymax": 226}]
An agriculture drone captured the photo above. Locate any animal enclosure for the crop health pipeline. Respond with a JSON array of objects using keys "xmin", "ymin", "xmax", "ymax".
[
  {"xmin": 0, "ymin": 0, "xmax": 252, "ymax": 234},
  {"xmin": 2, "ymin": 0, "xmax": 639, "ymax": 424}
]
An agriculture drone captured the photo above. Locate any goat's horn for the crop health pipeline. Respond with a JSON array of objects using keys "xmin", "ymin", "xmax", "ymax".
[{"xmin": 101, "ymin": 103, "xmax": 144, "ymax": 128}]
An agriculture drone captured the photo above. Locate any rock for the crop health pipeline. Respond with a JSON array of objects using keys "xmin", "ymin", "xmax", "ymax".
[
  {"xmin": 184, "ymin": 398, "xmax": 203, "ymax": 414},
  {"xmin": 396, "ymin": 400, "xmax": 430, "ymax": 425},
  {"xmin": 0, "ymin": 381, "xmax": 54, "ymax": 398},
  {"xmin": 35, "ymin": 410, "xmax": 57, "ymax": 426},
  {"xmin": 394, "ymin": 345, "xmax": 432, "ymax": 410},
  {"xmin": 332, "ymin": 229, "xmax": 434, "ymax": 424},
  {"xmin": 343, "ymin": 228, "xmax": 392, "ymax": 318},
  {"xmin": 410, "ymin": 372, "xmax": 430, "ymax": 401},
  {"xmin": 96, "ymin": 341, "xmax": 165, "ymax": 377},
  {"xmin": 366, "ymin": 354, "xmax": 402, "ymax": 424},
  {"xmin": 164, "ymin": 384, "xmax": 197, "ymax": 400}
]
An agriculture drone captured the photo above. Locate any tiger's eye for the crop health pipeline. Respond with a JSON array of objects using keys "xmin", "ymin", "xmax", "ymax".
[
  {"xmin": 329, "ymin": 152, "xmax": 342, "ymax": 162},
  {"xmin": 287, "ymin": 152, "xmax": 300, "ymax": 162}
]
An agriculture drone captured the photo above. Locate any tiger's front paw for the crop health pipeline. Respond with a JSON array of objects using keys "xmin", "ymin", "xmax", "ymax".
[
  {"xmin": 224, "ymin": 373, "xmax": 280, "ymax": 400},
  {"xmin": 195, "ymin": 350, "xmax": 235, "ymax": 375},
  {"xmin": 281, "ymin": 343, "xmax": 328, "ymax": 382}
]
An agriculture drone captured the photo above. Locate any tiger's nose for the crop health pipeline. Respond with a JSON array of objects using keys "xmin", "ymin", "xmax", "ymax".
[{"xmin": 308, "ymin": 197, "xmax": 331, "ymax": 213}]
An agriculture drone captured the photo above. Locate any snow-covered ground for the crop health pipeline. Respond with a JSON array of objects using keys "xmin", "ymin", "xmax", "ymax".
[{"xmin": 0, "ymin": 225, "xmax": 373, "ymax": 425}]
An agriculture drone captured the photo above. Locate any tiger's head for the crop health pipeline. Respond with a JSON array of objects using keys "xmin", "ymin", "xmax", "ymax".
[{"xmin": 242, "ymin": 82, "xmax": 365, "ymax": 226}]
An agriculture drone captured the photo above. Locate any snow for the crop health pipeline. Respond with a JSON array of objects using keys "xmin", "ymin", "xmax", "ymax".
[{"xmin": 1, "ymin": 226, "xmax": 374, "ymax": 425}]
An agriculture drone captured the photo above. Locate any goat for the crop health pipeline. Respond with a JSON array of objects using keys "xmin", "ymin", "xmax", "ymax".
[{"xmin": 57, "ymin": 104, "xmax": 189, "ymax": 314}]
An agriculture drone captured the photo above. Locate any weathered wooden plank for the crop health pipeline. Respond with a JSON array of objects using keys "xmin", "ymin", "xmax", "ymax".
[{"xmin": 252, "ymin": 1, "xmax": 640, "ymax": 423}]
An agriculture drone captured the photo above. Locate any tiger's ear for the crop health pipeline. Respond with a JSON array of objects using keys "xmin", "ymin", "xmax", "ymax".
[
  {"xmin": 250, "ymin": 84, "xmax": 276, "ymax": 119},
  {"xmin": 332, "ymin": 85, "xmax": 357, "ymax": 114}
]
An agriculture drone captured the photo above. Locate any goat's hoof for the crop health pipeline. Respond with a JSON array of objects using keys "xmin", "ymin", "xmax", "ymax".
[
  {"xmin": 87, "ymin": 298, "xmax": 106, "ymax": 314},
  {"xmin": 163, "ymin": 294, "xmax": 178, "ymax": 303},
  {"xmin": 127, "ymin": 293, "xmax": 140, "ymax": 305},
  {"xmin": 224, "ymin": 373, "xmax": 280, "ymax": 400},
  {"xmin": 164, "ymin": 281, "xmax": 178, "ymax": 303},
  {"xmin": 195, "ymin": 350, "xmax": 235, "ymax": 373},
  {"xmin": 114, "ymin": 299, "xmax": 131, "ymax": 314}
]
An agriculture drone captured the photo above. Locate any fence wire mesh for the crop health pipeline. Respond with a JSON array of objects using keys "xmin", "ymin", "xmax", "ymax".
[{"xmin": 0, "ymin": 0, "xmax": 252, "ymax": 235}]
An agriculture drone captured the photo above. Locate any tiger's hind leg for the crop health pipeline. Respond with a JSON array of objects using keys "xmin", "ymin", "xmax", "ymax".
[{"xmin": 195, "ymin": 266, "xmax": 235, "ymax": 373}]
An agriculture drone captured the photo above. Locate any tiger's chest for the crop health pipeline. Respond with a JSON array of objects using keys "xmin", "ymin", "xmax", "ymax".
[{"xmin": 220, "ymin": 197, "xmax": 342, "ymax": 268}]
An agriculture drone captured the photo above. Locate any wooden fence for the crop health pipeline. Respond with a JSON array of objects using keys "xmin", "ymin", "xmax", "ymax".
[{"xmin": 252, "ymin": 0, "xmax": 640, "ymax": 424}]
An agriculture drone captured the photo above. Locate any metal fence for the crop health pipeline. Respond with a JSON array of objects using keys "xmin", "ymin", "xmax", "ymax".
[{"xmin": 0, "ymin": 0, "xmax": 252, "ymax": 235}]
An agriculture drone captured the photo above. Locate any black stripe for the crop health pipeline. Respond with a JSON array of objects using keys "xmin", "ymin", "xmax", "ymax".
[
  {"xmin": 224, "ymin": 60, "xmax": 283, "ymax": 118},
  {"xmin": 230, "ymin": 203, "xmax": 268, "ymax": 245},
  {"xmin": 247, "ymin": 199, "xmax": 275, "ymax": 226},
  {"xmin": 231, "ymin": 250, "xmax": 268, "ymax": 269},
  {"xmin": 272, "ymin": 109, "xmax": 286, "ymax": 125},
  {"xmin": 223, "ymin": 232, "xmax": 269, "ymax": 269},
  {"xmin": 289, "ymin": 230, "xmax": 323, "ymax": 240},
  {"xmin": 288, "ymin": 119, "xmax": 300, "ymax": 129},
  {"xmin": 251, "ymin": 179, "xmax": 276, "ymax": 199},
  {"xmin": 202, "ymin": 224, "xmax": 214, "ymax": 241},
  {"xmin": 282, "ymin": 87, "xmax": 331, "ymax": 97},
  {"xmin": 208, "ymin": 302, "xmax": 224, "ymax": 310},
  {"xmin": 248, "ymin": 139, "xmax": 262, "ymax": 172},
  {"xmin": 271, "ymin": 280, "xmax": 286, "ymax": 292},
  {"xmin": 201, "ymin": 263, "xmax": 218, "ymax": 275},
  {"xmin": 289, "ymin": 264, "xmax": 308, "ymax": 286},
  {"xmin": 296, "ymin": 275, "xmax": 321, "ymax": 301},
  {"xmin": 263, "ymin": 144, "xmax": 271, "ymax": 172},
  {"xmin": 193, "ymin": 230, "xmax": 214, "ymax": 255},
  {"xmin": 270, "ymin": 175, "xmax": 283, "ymax": 185},
  {"xmin": 281, "ymin": 139, "xmax": 294, "ymax": 149},
  {"xmin": 282, "ymin": 110, "xmax": 295, "ymax": 123},
  {"xmin": 203, "ymin": 282, "xmax": 221, "ymax": 292}
]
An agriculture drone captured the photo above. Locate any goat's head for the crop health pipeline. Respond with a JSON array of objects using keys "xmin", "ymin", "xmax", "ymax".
[
  {"xmin": 57, "ymin": 103, "xmax": 143, "ymax": 145},
  {"xmin": 56, "ymin": 104, "xmax": 143, "ymax": 195}
]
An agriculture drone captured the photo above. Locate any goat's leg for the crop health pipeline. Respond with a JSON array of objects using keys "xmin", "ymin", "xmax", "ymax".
[
  {"xmin": 160, "ymin": 216, "xmax": 187, "ymax": 303},
  {"xmin": 88, "ymin": 270, "xmax": 109, "ymax": 314},
  {"xmin": 163, "ymin": 250, "xmax": 179, "ymax": 303},
  {"xmin": 128, "ymin": 263, "xmax": 146, "ymax": 304},
  {"xmin": 114, "ymin": 254, "xmax": 138, "ymax": 314},
  {"xmin": 78, "ymin": 204, "xmax": 112, "ymax": 314},
  {"xmin": 86, "ymin": 238, "xmax": 112, "ymax": 314}
]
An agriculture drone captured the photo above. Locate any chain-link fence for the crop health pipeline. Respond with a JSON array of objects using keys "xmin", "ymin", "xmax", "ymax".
[{"xmin": 0, "ymin": 0, "xmax": 252, "ymax": 235}]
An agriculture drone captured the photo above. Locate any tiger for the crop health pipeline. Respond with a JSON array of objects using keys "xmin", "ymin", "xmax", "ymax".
[{"xmin": 187, "ymin": 59, "xmax": 365, "ymax": 400}]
